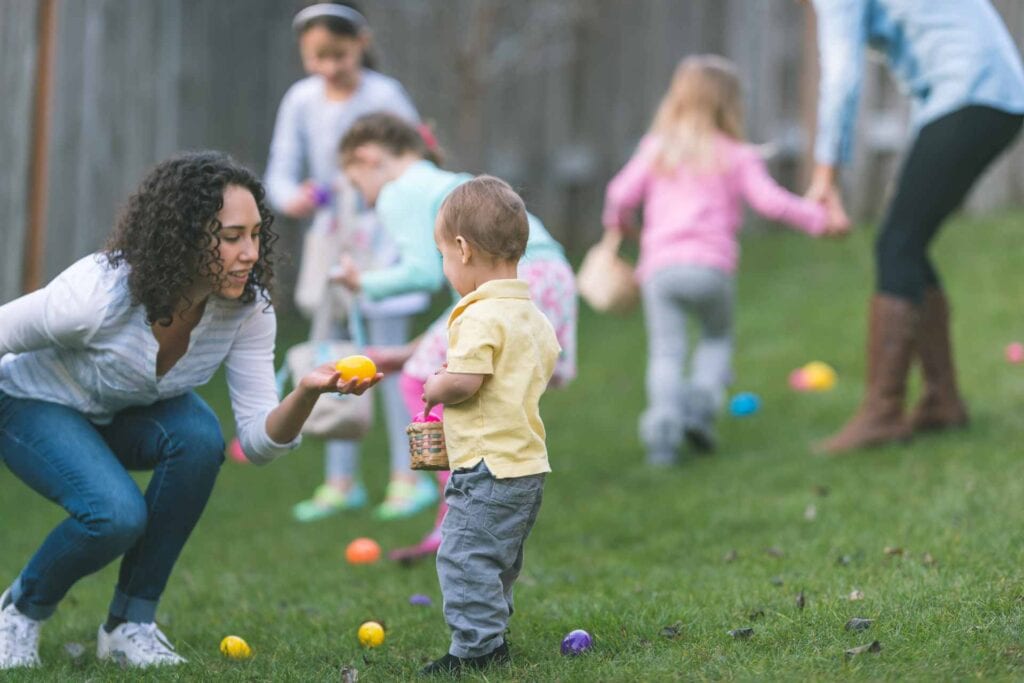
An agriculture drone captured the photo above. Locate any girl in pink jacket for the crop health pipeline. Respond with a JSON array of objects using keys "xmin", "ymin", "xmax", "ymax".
[{"xmin": 602, "ymin": 55, "xmax": 835, "ymax": 465}]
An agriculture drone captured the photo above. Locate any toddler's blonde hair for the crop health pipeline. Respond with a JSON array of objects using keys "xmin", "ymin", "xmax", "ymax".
[{"xmin": 649, "ymin": 54, "xmax": 745, "ymax": 173}]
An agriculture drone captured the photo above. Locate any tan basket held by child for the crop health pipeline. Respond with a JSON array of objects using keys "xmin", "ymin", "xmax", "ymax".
[
  {"xmin": 406, "ymin": 418, "xmax": 449, "ymax": 471},
  {"xmin": 576, "ymin": 231, "xmax": 638, "ymax": 315}
]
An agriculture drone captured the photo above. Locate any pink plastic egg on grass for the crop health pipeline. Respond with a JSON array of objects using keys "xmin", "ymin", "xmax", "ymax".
[
  {"xmin": 789, "ymin": 368, "xmax": 811, "ymax": 391},
  {"xmin": 1006, "ymin": 342, "xmax": 1024, "ymax": 364}
]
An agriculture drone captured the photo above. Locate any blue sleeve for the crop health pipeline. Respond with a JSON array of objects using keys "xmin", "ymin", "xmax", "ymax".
[
  {"xmin": 264, "ymin": 84, "xmax": 307, "ymax": 211},
  {"xmin": 359, "ymin": 186, "xmax": 444, "ymax": 300},
  {"xmin": 812, "ymin": 0, "xmax": 869, "ymax": 166}
]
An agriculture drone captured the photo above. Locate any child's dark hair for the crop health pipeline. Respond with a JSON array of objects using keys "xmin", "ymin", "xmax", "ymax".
[
  {"xmin": 437, "ymin": 176, "xmax": 529, "ymax": 263},
  {"xmin": 339, "ymin": 112, "xmax": 445, "ymax": 167},
  {"xmin": 293, "ymin": 1, "xmax": 376, "ymax": 69}
]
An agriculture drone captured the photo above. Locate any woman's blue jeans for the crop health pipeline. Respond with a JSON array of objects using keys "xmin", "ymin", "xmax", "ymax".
[{"xmin": 0, "ymin": 390, "xmax": 224, "ymax": 622}]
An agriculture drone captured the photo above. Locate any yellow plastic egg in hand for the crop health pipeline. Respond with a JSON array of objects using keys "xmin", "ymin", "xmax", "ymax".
[
  {"xmin": 802, "ymin": 361, "xmax": 837, "ymax": 391},
  {"xmin": 335, "ymin": 355, "xmax": 377, "ymax": 383},
  {"xmin": 220, "ymin": 635, "xmax": 252, "ymax": 660},
  {"xmin": 358, "ymin": 621, "xmax": 385, "ymax": 648}
]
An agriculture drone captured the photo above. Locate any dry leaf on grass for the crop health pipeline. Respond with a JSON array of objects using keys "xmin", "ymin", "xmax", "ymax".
[
  {"xmin": 845, "ymin": 618, "xmax": 873, "ymax": 631},
  {"xmin": 845, "ymin": 640, "xmax": 882, "ymax": 658},
  {"xmin": 765, "ymin": 546, "xmax": 785, "ymax": 558},
  {"xmin": 723, "ymin": 549, "xmax": 739, "ymax": 563},
  {"xmin": 848, "ymin": 589, "xmax": 865, "ymax": 601},
  {"xmin": 660, "ymin": 621, "xmax": 684, "ymax": 639},
  {"xmin": 804, "ymin": 504, "xmax": 818, "ymax": 521},
  {"xmin": 883, "ymin": 546, "xmax": 904, "ymax": 556}
]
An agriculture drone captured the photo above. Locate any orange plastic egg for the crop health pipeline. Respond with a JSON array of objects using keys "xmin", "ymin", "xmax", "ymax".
[{"xmin": 345, "ymin": 537, "xmax": 381, "ymax": 565}]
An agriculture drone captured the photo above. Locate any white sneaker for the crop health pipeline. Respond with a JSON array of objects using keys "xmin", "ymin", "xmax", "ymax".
[
  {"xmin": 97, "ymin": 622, "xmax": 187, "ymax": 667},
  {"xmin": 0, "ymin": 589, "xmax": 42, "ymax": 669}
]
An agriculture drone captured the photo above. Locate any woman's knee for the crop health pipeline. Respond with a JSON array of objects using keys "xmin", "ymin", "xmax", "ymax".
[
  {"xmin": 163, "ymin": 396, "xmax": 226, "ymax": 471},
  {"xmin": 174, "ymin": 423, "xmax": 226, "ymax": 475},
  {"xmin": 85, "ymin": 491, "xmax": 148, "ymax": 549}
]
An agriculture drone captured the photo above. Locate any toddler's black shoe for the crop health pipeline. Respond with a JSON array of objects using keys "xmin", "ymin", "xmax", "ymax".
[{"xmin": 419, "ymin": 642, "xmax": 510, "ymax": 677}]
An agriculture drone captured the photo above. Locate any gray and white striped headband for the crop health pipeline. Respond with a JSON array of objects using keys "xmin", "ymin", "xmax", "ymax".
[{"xmin": 292, "ymin": 3, "xmax": 368, "ymax": 32}]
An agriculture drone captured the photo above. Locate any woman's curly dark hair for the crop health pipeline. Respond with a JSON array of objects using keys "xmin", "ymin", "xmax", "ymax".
[{"xmin": 105, "ymin": 151, "xmax": 278, "ymax": 326}]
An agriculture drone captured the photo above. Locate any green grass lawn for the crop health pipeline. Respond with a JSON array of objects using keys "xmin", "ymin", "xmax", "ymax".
[{"xmin": 3, "ymin": 211, "xmax": 1024, "ymax": 681}]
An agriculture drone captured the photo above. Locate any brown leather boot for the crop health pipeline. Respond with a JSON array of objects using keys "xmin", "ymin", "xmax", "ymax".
[
  {"xmin": 909, "ymin": 288, "xmax": 969, "ymax": 432},
  {"xmin": 816, "ymin": 294, "xmax": 918, "ymax": 455}
]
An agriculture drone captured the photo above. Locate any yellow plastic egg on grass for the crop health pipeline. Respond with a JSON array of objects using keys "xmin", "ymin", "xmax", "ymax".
[
  {"xmin": 335, "ymin": 355, "xmax": 377, "ymax": 382},
  {"xmin": 802, "ymin": 361, "xmax": 837, "ymax": 391},
  {"xmin": 220, "ymin": 635, "xmax": 252, "ymax": 660},
  {"xmin": 358, "ymin": 621, "xmax": 385, "ymax": 648}
]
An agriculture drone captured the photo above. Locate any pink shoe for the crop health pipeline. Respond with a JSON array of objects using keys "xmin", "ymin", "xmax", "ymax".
[
  {"xmin": 389, "ymin": 531, "xmax": 442, "ymax": 565},
  {"xmin": 226, "ymin": 438, "xmax": 249, "ymax": 464}
]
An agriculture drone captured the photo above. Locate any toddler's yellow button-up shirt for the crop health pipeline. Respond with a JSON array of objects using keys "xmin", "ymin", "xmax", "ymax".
[{"xmin": 443, "ymin": 279, "xmax": 560, "ymax": 478}]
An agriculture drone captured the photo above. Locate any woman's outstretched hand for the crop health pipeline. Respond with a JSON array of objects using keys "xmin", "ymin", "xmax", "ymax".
[{"xmin": 300, "ymin": 362, "xmax": 382, "ymax": 396}]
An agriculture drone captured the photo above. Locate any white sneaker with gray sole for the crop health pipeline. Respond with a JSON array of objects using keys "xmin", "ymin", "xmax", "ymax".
[
  {"xmin": 0, "ymin": 589, "xmax": 42, "ymax": 669},
  {"xmin": 97, "ymin": 621, "xmax": 186, "ymax": 667}
]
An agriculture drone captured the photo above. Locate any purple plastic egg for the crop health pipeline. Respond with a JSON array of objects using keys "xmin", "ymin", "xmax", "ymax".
[
  {"xmin": 312, "ymin": 185, "xmax": 331, "ymax": 207},
  {"xmin": 560, "ymin": 629, "xmax": 592, "ymax": 656},
  {"xmin": 409, "ymin": 594, "xmax": 433, "ymax": 606}
]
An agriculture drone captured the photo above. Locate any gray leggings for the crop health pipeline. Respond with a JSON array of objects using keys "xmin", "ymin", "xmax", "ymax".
[
  {"xmin": 326, "ymin": 314, "xmax": 415, "ymax": 480},
  {"xmin": 640, "ymin": 265, "xmax": 734, "ymax": 453}
]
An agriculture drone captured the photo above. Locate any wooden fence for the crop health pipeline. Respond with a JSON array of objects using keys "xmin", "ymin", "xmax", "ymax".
[{"xmin": 2, "ymin": 0, "xmax": 1023, "ymax": 305}]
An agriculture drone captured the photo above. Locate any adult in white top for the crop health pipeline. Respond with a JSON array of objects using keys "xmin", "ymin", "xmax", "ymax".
[{"xmin": 0, "ymin": 151, "xmax": 380, "ymax": 669}]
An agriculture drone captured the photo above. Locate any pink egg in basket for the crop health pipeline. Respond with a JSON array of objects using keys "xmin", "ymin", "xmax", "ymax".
[{"xmin": 408, "ymin": 410, "xmax": 447, "ymax": 470}]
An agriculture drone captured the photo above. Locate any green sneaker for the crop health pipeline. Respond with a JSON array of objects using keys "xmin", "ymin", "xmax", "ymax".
[
  {"xmin": 292, "ymin": 483, "xmax": 368, "ymax": 523},
  {"xmin": 373, "ymin": 474, "xmax": 439, "ymax": 521}
]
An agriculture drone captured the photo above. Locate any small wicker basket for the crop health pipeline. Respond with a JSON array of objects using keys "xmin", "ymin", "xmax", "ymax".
[{"xmin": 406, "ymin": 419, "xmax": 449, "ymax": 471}]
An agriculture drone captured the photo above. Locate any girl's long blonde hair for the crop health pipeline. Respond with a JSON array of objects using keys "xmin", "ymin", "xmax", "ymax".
[{"xmin": 648, "ymin": 54, "xmax": 745, "ymax": 173}]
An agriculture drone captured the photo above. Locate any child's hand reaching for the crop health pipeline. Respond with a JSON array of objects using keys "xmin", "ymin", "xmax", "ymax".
[
  {"xmin": 421, "ymin": 369, "xmax": 445, "ymax": 418},
  {"xmin": 283, "ymin": 180, "xmax": 321, "ymax": 219},
  {"xmin": 364, "ymin": 344, "xmax": 415, "ymax": 373},
  {"xmin": 331, "ymin": 254, "xmax": 361, "ymax": 291},
  {"xmin": 821, "ymin": 188, "xmax": 852, "ymax": 238},
  {"xmin": 805, "ymin": 164, "xmax": 851, "ymax": 238}
]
